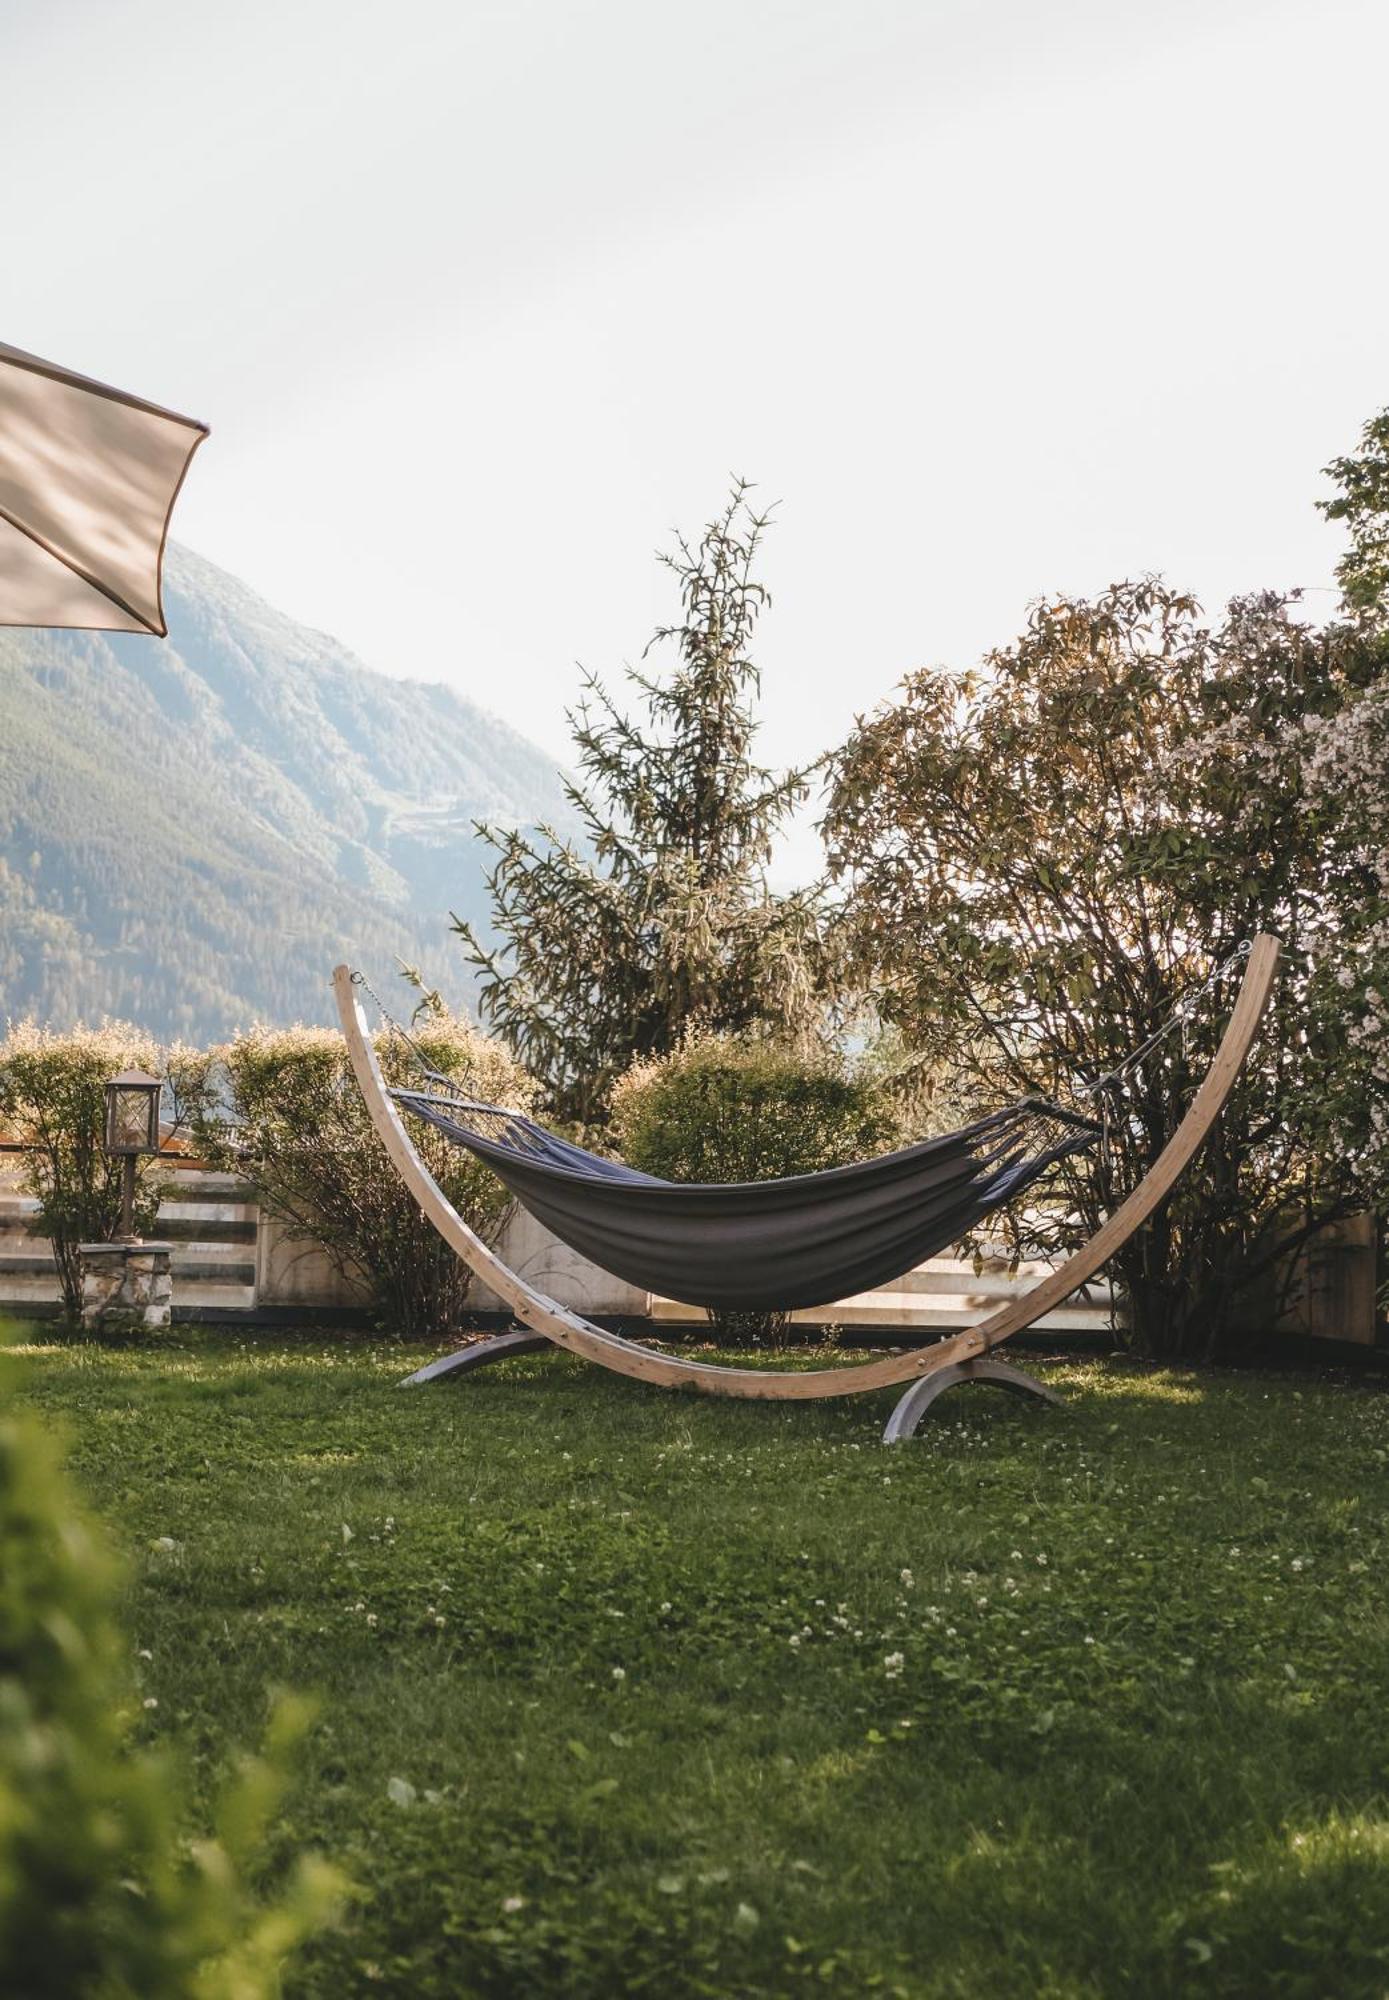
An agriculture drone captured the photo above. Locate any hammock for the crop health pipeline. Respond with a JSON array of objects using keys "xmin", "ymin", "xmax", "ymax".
[
  {"xmin": 334, "ymin": 939, "xmax": 1281, "ymax": 1436},
  {"xmin": 393, "ymin": 1087, "xmax": 1100, "ymax": 1311}
]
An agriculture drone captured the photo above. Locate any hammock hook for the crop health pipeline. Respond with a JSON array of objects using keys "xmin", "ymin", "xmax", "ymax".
[{"xmin": 343, "ymin": 967, "xmax": 454, "ymax": 1090}]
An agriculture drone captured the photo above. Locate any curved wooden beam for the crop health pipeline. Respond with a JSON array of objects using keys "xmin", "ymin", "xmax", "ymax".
[{"xmin": 333, "ymin": 935, "xmax": 1279, "ymax": 1405}]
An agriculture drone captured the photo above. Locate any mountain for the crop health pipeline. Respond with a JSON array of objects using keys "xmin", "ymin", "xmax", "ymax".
[{"xmin": 0, "ymin": 544, "xmax": 578, "ymax": 1043}]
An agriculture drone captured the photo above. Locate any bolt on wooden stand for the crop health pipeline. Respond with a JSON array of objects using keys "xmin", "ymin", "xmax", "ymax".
[{"xmin": 79, "ymin": 1068, "xmax": 171, "ymax": 1337}]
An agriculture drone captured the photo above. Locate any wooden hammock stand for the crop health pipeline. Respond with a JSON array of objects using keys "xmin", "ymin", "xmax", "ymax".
[{"xmin": 332, "ymin": 936, "xmax": 1280, "ymax": 1441}]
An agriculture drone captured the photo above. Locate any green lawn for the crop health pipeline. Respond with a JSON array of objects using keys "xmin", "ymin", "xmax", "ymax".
[{"xmin": 11, "ymin": 1330, "xmax": 1389, "ymax": 1998}]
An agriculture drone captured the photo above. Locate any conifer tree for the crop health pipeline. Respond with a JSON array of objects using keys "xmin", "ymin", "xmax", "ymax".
[{"xmin": 454, "ymin": 482, "xmax": 830, "ymax": 1127}]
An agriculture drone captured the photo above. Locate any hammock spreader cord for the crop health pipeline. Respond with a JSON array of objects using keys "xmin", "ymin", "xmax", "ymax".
[
  {"xmin": 1073, "ymin": 941, "xmax": 1254, "ymax": 1104},
  {"xmin": 1068, "ymin": 941, "xmax": 1255, "ymax": 1190},
  {"xmin": 346, "ymin": 970, "xmax": 538, "ymax": 1147},
  {"xmin": 349, "ymin": 969, "xmax": 483, "ymax": 1092},
  {"xmin": 348, "ymin": 970, "xmax": 1098, "ymax": 1167},
  {"xmin": 350, "ymin": 942, "xmax": 1255, "ymax": 1171}
]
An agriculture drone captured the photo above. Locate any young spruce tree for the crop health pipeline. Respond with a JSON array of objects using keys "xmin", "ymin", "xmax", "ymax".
[{"xmin": 455, "ymin": 482, "xmax": 830, "ymax": 1127}]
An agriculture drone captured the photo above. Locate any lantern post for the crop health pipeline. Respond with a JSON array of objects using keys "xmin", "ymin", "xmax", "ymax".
[
  {"xmin": 103, "ymin": 1068, "xmax": 163, "ymax": 1240},
  {"xmin": 81, "ymin": 1069, "xmax": 172, "ymax": 1337}
]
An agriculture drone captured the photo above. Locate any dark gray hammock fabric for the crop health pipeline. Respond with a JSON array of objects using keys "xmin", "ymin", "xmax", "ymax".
[{"xmin": 395, "ymin": 1089, "xmax": 1100, "ymax": 1311}]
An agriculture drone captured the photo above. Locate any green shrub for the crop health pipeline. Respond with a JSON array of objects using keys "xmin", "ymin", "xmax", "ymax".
[
  {"xmin": 0, "ymin": 1023, "xmax": 173, "ymax": 1321},
  {"xmin": 610, "ymin": 1030, "xmax": 899, "ymax": 1344},
  {"xmin": 178, "ymin": 1017, "xmax": 534, "ymax": 1341},
  {"xmin": 0, "ymin": 1393, "xmax": 343, "ymax": 1997}
]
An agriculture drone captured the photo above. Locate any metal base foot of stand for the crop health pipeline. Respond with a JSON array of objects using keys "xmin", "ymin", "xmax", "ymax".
[
  {"xmin": 399, "ymin": 1329, "xmax": 552, "ymax": 1386},
  {"xmin": 882, "ymin": 1357, "xmax": 1062, "ymax": 1442}
]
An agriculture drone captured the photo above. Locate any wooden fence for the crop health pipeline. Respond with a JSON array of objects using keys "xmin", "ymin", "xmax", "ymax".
[
  {"xmin": 1, "ymin": 1148, "xmax": 1375, "ymax": 1342},
  {"xmin": 0, "ymin": 1148, "xmax": 1120, "ymax": 1335},
  {"xmin": 1, "ymin": 1153, "xmax": 257, "ymax": 1318}
]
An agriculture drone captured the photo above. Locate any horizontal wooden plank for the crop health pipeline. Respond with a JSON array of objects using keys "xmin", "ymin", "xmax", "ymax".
[
  {"xmin": 1, "ymin": 1210, "xmax": 256, "ymax": 1242},
  {"xmin": 0, "ymin": 1272, "xmax": 61, "ymax": 1301},
  {"xmin": 170, "ymin": 1260, "xmax": 256, "ymax": 1286},
  {"xmin": 158, "ymin": 1217, "xmax": 257, "ymax": 1245},
  {"xmin": 162, "ymin": 1171, "xmax": 256, "ymax": 1198},
  {"xmin": 158, "ymin": 1197, "xmax": 257, "ymax": 1223},
  {"xmin": 173, "ymin": 1281, "xmax": 257, "ymax": 1309},
  {"xmin": 889, "ymin": 1267, "xmax": 1116, "ymax": 1303},
  {"xmin": 649, "ymin": 1292, "xmax": 1119, "ymax": 1331},
  {"xmin": 168, "ymin": 1239, "xmax": 257, "ymax": 1265}
]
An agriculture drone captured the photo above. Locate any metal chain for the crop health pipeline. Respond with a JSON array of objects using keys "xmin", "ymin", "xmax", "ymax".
[
  {"xmin": 347, "ymin": 969, "xmax": 453, "ymax": 1086},
  {"xmin": 1075, "ymin": 940, "xmax": 1254, "ymax": 1104},
  {"xmin": 348, "ymin": 970, "xmax": 531, "ymax": 1130}
]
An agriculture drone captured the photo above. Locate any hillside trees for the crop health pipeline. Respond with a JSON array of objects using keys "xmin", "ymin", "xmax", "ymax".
[{"xmin": 455, "ymin": 483, "xmax": 833, "ymax": 1127}]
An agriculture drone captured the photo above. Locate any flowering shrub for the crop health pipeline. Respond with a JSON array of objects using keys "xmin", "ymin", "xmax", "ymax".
[
  {"xmin": 611, "ymin": 1029, "xmax": 899, "ymax": 1344},
  {"xmin": 0, "ymin": 1394, "xmax": 343, "ymax": 1995},
  {"xmin": 0, "ymin": 1023, "xmax": 174, "ymax": 1319},
  {"xmin": 1300, "ymin": 676, "xmax": 1389, "ymax": 1220},
  {"xmin": 178, "ymin": 1016, "xmax": 534, "ymax": 1340}
]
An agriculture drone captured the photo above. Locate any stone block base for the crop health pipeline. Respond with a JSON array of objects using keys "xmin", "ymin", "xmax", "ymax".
[{"xmin": 79, "ymin": 1242, "xmax": 173, "ymax": 1337}]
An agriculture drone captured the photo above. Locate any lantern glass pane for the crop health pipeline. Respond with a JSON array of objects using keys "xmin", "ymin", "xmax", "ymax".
[{"xmin": 112, "ymin": 1090, "xmax": 153, "ymax": 1151}]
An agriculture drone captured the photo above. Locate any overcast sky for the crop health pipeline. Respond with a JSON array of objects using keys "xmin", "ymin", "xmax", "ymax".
[{"xmin": 6, "ymin": 0, "xmax": 1387, "ymax": 845}]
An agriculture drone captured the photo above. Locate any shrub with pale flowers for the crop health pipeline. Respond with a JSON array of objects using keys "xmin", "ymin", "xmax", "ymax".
[
  {"xmin": 0, "ymin": 1022, "xmax": 177, "ymax": 1320},
  {"xmin": 177, "ymin": 1014, "xmax": 534, "ymax": 1340},
  {"xmin": 1299, "ymin": 676, "xmax": 1389, "ymax": 1204}
]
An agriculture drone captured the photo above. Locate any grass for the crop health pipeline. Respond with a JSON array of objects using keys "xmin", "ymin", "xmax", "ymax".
[{"xmin": 10, "ymin": 1327, "xmax": 1389, "ymax": 1998}]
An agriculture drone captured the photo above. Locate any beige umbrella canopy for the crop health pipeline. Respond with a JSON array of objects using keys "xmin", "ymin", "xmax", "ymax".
[{"xmin": 0, "ymin": 338, "xmax": 208, "ymax": 636}]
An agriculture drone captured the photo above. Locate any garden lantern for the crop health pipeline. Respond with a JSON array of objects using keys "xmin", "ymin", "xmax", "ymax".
[{"xmin": 104, "ymin": 1068, "xmax": 163, "ymax": 1240}]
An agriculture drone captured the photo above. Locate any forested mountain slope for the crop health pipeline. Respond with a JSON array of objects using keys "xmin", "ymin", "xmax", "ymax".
[{"xmin": 0, "ymin": 545, "xmax": 575, "ymax": 1041}]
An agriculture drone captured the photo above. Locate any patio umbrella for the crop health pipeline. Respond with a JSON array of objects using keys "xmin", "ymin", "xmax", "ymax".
[{"xmin": 0, "ymin": 338, "xmax": 207, "ymax": 636}]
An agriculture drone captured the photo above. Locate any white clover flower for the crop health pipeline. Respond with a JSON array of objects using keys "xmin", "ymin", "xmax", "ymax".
[{"xmin": 611, "ymin": 1665, "xmax": 626, "ymax": 1680}]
